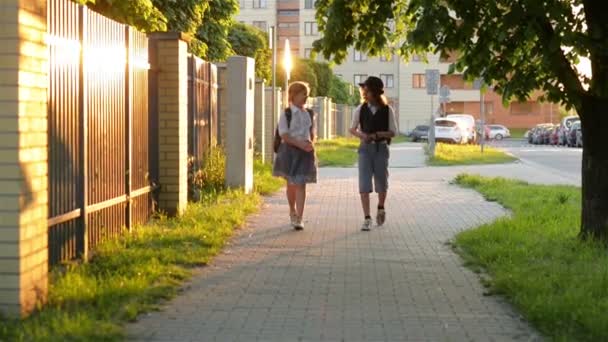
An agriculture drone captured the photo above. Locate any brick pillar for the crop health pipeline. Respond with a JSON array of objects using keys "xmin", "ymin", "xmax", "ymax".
[
  {"xmin": 149, "ymin": 32, "xmax": 190, "ymax": 215},
  {"xmin": 0, "ymin": 0, "xmax": 48, "ymax": 317},
  {"xmin": 254, "ymin": 79, "xmax": 265, "ymax": 162},
  {"xmin": 225, "ymin": 56, "xmax": 255, "ymax": 193}
]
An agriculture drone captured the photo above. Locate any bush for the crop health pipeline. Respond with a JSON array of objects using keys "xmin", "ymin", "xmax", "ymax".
[{"xmin": 189, "ymin": 146, "xmax": 226, "ymax": 200}]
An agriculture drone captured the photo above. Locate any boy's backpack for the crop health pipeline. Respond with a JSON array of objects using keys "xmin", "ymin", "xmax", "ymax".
[{"xmin": 273, "ymin": 107, "xmax": 315, "ymax": 153}]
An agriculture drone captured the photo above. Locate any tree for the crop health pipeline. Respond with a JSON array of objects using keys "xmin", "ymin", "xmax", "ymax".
[
  {"xmin": 228, "ymin": 23, "xmax": 271, "ymax": 81},
  {"xmin": 79, "ymin": 0, "xmax": 237, "ymax": 59},
  {"xmin": 329, "ymin": 75, "xmax": 360, "ymax": 105},
  {"xmin": 313, "ymin": 0, "xmax": 608, "ymax": 242},
  {"xmin": 196, "ymin": 0, "xmax": 239, "ymax": 61},
  {"xmin": 277, "ymin": 58, "xmax": 319, "ymax": 97}
]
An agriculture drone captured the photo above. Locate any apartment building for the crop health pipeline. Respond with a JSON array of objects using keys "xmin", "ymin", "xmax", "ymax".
[{"xmin": 236, "ymin": 0, "xmax": 558, "ymax": 133}]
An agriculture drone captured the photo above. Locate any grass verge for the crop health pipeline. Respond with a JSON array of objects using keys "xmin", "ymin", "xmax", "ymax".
[
  {"xmin": 427, "ymin": 143, "xmax": 517, "ymax": 166},
  {"xmin": 315, "ymin": 137, "xmax": 359, "ymax": 167},
  {"xmin": 453, "ymin": 174, "xmax": 608, "ymax": 341},
  {"xmin": 508, "ymin": 128, "xmax": 528, "ymax": 139},
  {"xmin": 315, "ymin": 135, "xmax": 411, "ymax": 167},
  {"xmin": 0, "ymin": 161, "xmax": 283, "ymax": 342}
]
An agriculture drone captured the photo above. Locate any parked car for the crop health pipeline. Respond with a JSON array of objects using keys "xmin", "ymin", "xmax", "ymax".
[
  {"xmin": 561, "ymin": 115, "xmax": 580, "ymax": 130},
  {"xmin": 549, "ymin": 127, "xmax": 560, "ymax": 145},
  {"xmin": 529, "ymin": 124, "xmax": 552, "ymax": 144},
  {"xmin": 557, "ymin": 125, "xmax": 569, "ymax": 146},
  {"xmin": 434, "ymin": 118, "xmax": 466, "ymax": 144},
  {"xmin": 568, "ymin": 121, "xmax": 581, "ymax": 147},
  {"xmin": 410, "ymin": 125, "xmax": 430, "ymax": 142},
  {"xmin": 447, "ymin": 114, "xmax": 477, "ymax": 144},
  {"xmin": 488, "ymin": 125, "xmax": 511, "ymax": 140},
  {"xmin": 475, "ymin": 121, "xmax": 491, "ymax": 140},
  {"xmin": 576, "ymin": 128, "xmax": 583, "ymax": 148},
  {"xmin": 543, "ymin": 126, "xmax": 557, "ymax": 145}
]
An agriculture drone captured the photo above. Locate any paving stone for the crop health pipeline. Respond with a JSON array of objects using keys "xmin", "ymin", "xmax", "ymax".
[{"xmin": 128, "ymin": 147, "xmax": 544, "ymax": 341}]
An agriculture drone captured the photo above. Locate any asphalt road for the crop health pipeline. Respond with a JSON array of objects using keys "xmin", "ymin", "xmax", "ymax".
[{"xmin": 488, "ymin": 139, "xmax": 582, "ymax": 183}]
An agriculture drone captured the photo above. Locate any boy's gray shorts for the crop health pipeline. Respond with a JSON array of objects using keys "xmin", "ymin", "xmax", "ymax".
[{"xmin": 358, "ymin": 142, "xmax": 390, "ymax": 193}]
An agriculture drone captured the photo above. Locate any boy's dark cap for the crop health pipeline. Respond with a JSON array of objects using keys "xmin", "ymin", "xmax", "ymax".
[{"xmin": 358, "ymin": 76, "xmax": 384, "ymax": 94}]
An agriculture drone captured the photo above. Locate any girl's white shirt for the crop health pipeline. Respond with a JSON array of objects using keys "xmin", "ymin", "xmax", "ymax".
[{"xmin": 278, "ymin": 104, "xmax": 315, "ymax": 141}]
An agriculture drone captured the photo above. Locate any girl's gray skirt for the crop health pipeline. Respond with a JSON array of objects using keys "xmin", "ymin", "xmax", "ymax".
[{"xmin": 273, "ymin": 143, "xmax": 318, "ymax": 185}]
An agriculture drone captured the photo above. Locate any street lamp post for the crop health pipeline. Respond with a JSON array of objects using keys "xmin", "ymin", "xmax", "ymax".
[
  {"xmin": 283, "ymin": 39, "xmax": 292, "ymax": 106},
  {"xmin": 269, "ymin": 26, "xmax": 277, "ymax": 137}
]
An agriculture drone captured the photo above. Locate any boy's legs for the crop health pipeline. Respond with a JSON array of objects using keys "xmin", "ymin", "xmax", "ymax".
[
  {"xmin": 373, "ymin": 144, "xmax": 390, "ymax": 225},
  {"xmin": 358, "ymin": 143, "xmax": 374, "ymax": 230}
]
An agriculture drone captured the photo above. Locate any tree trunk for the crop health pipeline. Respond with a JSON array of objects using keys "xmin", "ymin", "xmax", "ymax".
[{"xmin": 579, "ymin": 97, "xmax": 608, "ymax": 242}]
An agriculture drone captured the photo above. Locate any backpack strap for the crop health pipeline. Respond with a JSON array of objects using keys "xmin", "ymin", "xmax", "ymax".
[{"xmin": 285, "ymin": 107, "xmax": 292, "ymax": 129}]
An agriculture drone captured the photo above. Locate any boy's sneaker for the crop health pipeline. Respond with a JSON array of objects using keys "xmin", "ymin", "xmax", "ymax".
[
  {"xmin": 294, "ymin": 218, "xmax": 304, "ymax": 231},
  {"xmin": 361, "ymin": 218, "xmax": 372, "ymax": 231},
  {"xmin": 376, "ymin": 208, "xmax": 386, "ymax": 226}
]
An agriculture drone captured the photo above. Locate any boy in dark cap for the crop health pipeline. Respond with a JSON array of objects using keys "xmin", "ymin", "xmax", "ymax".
[{"xmin": 349, "ymin": 76, "xmax": 398, "ymax": 231}]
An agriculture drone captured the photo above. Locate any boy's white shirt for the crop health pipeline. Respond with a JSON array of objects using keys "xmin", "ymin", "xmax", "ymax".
[{"xmin": 351, "ymin": 103, "xmax": 398, "ymax": 133}]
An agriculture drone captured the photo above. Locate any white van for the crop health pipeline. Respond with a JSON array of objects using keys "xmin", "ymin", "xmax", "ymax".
[
  {"xmin": 447, "ymin": 114, "xmax": 477, "ymax": 143},
  {"xmin": 435, "ymin": 118, "xmax": 467, "ymax": 144}
]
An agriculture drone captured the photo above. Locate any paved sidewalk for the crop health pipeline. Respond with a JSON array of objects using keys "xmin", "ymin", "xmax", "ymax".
[{"xmin": 128, "ymin": 145, "xmax": 541, "ymax": 342}]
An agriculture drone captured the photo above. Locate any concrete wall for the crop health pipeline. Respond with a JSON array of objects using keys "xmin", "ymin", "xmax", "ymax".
[{"xmin": 225, "ymin": 56, "xmax": 255, "ymax": 193}]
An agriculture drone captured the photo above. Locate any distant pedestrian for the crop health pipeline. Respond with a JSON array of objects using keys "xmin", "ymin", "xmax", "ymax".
[
  {"xmin": 350, "ymin": 76, "xmax": 398, "ymax": 231},
  {"xmin": 273, "ymin": 82, "xmax": 317, "ymax": 230}
]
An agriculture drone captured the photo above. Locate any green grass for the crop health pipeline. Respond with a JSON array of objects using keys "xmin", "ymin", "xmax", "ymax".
[
  {"xmin": 508, "ymin": 128, "xmax": 529, "ymax": 139},
  {"xmin": 0, "ymin": 161, "xmax": 283, "ymax": 342},
  {"xmin": 315, "ymin": 135, "xmax": 411, "ymax": 167},
  {"xmin": 315, "ymin": 137, "xmax": 360, "ymax": 167},
  {"xmin": 254, "ymin": 158, "xmax": 285, "ymax": 195},
  {"xmin": 391, "ymin": 135, "xmax": 411, "ymax": 144},
  {"xmin": 427, "ymin": 143, "xmax": 517, "ymax": 166},
  {"xmin": 453, "ymin": 174, "xmax": 608, "ymax": 341}
]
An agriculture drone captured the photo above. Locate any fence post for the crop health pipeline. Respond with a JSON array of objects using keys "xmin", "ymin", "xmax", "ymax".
[
  {"xmin": 0, "ymin": 0, "xmax": 49, "ymax": 317},
  {"xmin": 254, "ymin": 79, "xmax": 266, "ymax": 162},
  {"xmin": 148, "ymin": 32, "xmax": 190, "ymax": 215},
  {"xmin": 225, "ymin": 56, "xmax": 255, "ymax": 193},
  {"xmin": 216, "ymin": 63, "xmax": 227, "ymax": 146}
]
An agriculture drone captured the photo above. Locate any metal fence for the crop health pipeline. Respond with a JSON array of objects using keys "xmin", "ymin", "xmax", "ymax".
[
  {"xmin": 47, "ymin": 0, "xmax": 154, "ymax": 266},
  {"xmin": 188, "ymin": 55, "xmax": 218, "ymax": 170}
]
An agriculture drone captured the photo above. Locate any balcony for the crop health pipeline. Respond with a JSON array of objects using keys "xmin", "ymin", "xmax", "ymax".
[{"xmin": 277, "ymin": 0, "xmax": 299, "ymax": 10}]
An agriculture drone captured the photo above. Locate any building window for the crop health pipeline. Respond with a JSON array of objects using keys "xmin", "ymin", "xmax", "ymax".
[
  {"xmin": 278, "ymin": 22, "xmax": 299, "ymax": 29},
  {"xmin": 354, "ymin": 74, "xmax": 368, "ymax": 86},
  {"xmin": 412, "ymin": 74, "xmax": 426, "ymax": 88},
  {"xmin": 305, "ymin": 0, "xmax": 315, "ymax": 9},
  {"xmin": 239, "ymin": 0, "xmax": 246, "ymax": 8},
  {"xmin": 411, "ymin": 54, "xmax": 422, "ymax": 62},
  {"xmin": 252, "ymin": 21, "xmax": 267, "ymax": 32},
  {"xmin": 253, "ymin": 0, "xmax": 267, "ymax": 8},
  {"xmin": 304, "ymin": 22, "xmax": 318, "ymax": 36},
  {"xmin": 304, "ymin": 48, "xmax": 313, "ymax": 58},
  {"xmin": 278, "ymin": 10, "xmax": 299, "ymax": 16},
  {"xmin": 354, "ymin": 50, "xmax": 367, "ymax": 62},
  {"xmin": 380, "ymin": 74, "xmax": 394, "ymax": 88},
  {"xmin": 380, "ymin": 54, "xmax": 393, "ymax": 62}
]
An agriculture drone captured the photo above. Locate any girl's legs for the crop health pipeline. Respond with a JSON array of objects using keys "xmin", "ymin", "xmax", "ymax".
[
  {"xmin": 295, "ymin": 184, "xmax": 307, "ymax": 220},
  {"xmin": 287, "ymin": 184, "xmax": 297, "ymax": 218}
]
